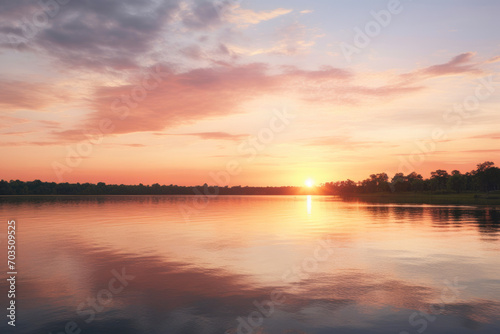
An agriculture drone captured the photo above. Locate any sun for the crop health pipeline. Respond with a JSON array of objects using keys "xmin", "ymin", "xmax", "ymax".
[{"xmin": 304, "ymin": 178, "xmax": 315, "ymax": 188}]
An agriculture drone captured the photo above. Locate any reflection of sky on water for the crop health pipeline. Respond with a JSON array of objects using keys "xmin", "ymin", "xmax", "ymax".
[
  {"xmin": 307, "ymin": 195, "xmax": 312, "ymax": 215},
  {"xmin": 0, "ymin": 196, "xmax": 499, "ymax": 333}
]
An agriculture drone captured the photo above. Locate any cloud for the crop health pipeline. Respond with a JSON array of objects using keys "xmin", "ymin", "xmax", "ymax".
[
  {"xmin": 0, "ymin": 0, "xmax": 180, "ymax": 70},
  {"xmin": 179, "ymin": 0, "xmax": 290, "ymax": 31},
  {"xmin": 181, "ymin": 132, "xmax": 248, "ymax": 141},
  {"xmin": 469, "ymin": 132, "xmax": 500, "ymax": 140},
  {"xmin": 51, "ymin": 62, "xmax": 359, "ymax": 140},
  {"xmin": 296, "ymin": 81, "xmax": 424, "ymax": 105},
  {"xmin": 0, "ymin": 0, "xmax": 38, "ymax": 19},
  {"xmin": 38, "ymin": 120, "xmax": 61, "ymax": 129},
  {"xmin": 272, "ymin": 22, "xmax": 318, "ymax": 55},
  {"xmin": 0, "ymin": 141, "xmax": 60, "ymax": 147},
  {"xmin": 53, "ymin": 63, "xmax": 278, "ymax": 140},
  {"xmin": 460, "ymin": 149, "xmax": 500, "ymax": 154},
  {"xmin": 421, "ymin": 52, "xmax": 481, "ymax": 76},
  {"xmin": 0, "ymin": 1, "xmax": 293, "ymax": 71},
  {"xmin": 234, "ymin": 22, "xmax": 321, "ymax": 56},
  {"xmin": 0, "ymin": 115, "xmax": 29, "ymax": 129},
  {"xmin": 179, "ymin": 43, "xmax": 238, "ymax": 62},
  {"xmin": 0, "ymin": 131, "xmax": 34, "ymax": 136},
  {"xmin": 0, "ymin": 80, "xmax": 65, "ymax": 110},
  {"xmin": 180, "ymin": 44, "xmax": 204, "ymax": 60},
  {"xmin": 226, "ymin": 5, "xmax": 292, "ymax": 26},
  {"xmin": 181, "ymin": 0, "xmax": 226, "ymax": 30},
  {"xmin": 49, "ymin": 52, "xmax": 496, "ymax": 141},
  {"xmin": 400, "ymin": 52, "xmax": 485, "ymax": 83},
  {"xmin": 486, "ymin": 55, "xmax": 500, "ymax": 64},
  {"xmin": 156, "ymin": 131, "xmax": 248, "ymax": 141},
  {"xmin": 281, "ymin": 65, "xmax": 353, "ymax": 82},
  {"xmin": 116, "ymin": 143, "xmax": 147, "ymax": 148},
  {"xmin": 0, "ymin": 140, "xmax": 148, "ymax": 148}
]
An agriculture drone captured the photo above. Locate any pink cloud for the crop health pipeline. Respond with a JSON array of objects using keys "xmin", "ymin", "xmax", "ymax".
[
  {"xmin": 468, "ymin": 132, "xmax": 500, "ymax": 140},
  {"xmin": 156, "ymin": 132, "xmax": 249, "ymax": 141},
  {"xmin": 80, "ymin": 63, "xmax": 277, "ymax": 135},
  {"xmin": 0, "ymin": 81, "xmax": 65, "ymax": 110},
  {"xmin": 0, "ymin": 141, "xmax": 59, "ymax": 147},
  {"xmin": 0, "ymin": 115, "xmax": 29, "ymax": 128},
  {"xmin": 50, "ymin": 63, "xmax": 352, "ymax": 140},
  {"xmin": 0, "ymin": 130, "xmax": 34, "ymax": 136},
  {"xmin": 51, "ymin": 52, "xmax": 496, "ymax": 141},
  {"xmin": 400, "ymin": 52, "xmax": 485, "ymax": 83}
]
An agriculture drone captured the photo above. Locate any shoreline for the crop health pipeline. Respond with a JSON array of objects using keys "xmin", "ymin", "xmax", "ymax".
[
  {"xmin": 2, "ymin": 193, "xmax": 500, "ymax": 206},
  {"xmin": 340, "ymin": 192, "xmax": 500, "ymax": 206}
]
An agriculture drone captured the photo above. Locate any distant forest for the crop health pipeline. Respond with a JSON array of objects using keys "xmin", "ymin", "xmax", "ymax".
[
  {"xmin": 1, "ymin": 161, "xmax": 499, "ymax": 196},
  {"xmin": 323, "ymin": 161, "xmax": 500, "ymax": 195}
]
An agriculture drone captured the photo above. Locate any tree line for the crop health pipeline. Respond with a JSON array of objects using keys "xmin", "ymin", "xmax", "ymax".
[
  {"xmin": 322, "ymin": 161, "xmax": 500, "ymax": 195},
  {"xmin": 0, "ymin": 161, "xmax": 499, "ymax": 196},
  {"xmin": 0, "ymin": 180, "xmax": 302, "ymax": 196}
]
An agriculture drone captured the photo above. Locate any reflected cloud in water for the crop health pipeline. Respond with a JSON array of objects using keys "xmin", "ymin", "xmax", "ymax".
[{"xmin": 0, "ymin": 196, "xmax": 499, "ymax": 333}]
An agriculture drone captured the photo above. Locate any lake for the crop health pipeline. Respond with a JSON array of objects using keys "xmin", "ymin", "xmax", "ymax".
[{"xmin": 1, "ymin": 195, "xmax": 499, "ymax": 334}]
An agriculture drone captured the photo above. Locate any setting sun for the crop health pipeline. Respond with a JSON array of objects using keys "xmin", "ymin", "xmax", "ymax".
[{"xmin": 305, "ymin": 178, "xmax": 315, "ymax": 188}]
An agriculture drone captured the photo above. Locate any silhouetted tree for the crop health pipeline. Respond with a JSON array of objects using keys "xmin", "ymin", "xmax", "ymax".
[
  {"xmin": 430, "ymin": 169, "xmax": 449, "ymax": 191},
  {"xmin": 447, "ymin": 170, "xmax": 465, "ymax": 193}
]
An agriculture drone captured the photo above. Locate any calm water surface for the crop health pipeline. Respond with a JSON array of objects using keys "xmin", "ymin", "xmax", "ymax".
[{"xmin": 1, "ymin": 195, "xmax": 499, "ymax": 334}]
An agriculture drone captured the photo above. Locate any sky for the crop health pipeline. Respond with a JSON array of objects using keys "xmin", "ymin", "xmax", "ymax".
[{"xmin": 1, "ymin": 0, "xmax": 500, "ymax": 186}]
